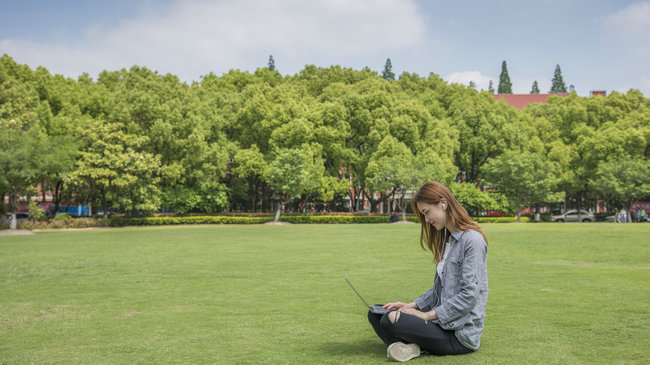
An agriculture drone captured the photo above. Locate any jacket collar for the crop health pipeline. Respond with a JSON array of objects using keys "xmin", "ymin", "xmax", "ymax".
[{"xmin": 450, "ymin": 229, "xmax": 464, "ymax": 242}]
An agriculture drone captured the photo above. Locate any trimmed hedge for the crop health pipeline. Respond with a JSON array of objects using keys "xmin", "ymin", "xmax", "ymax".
[
  {"xmin": 109, "ymin": 216, "xmax": 274, "ymax": 226},
  {"xmin": 18, "ymin": 217, "xmax": 103, "ymax": 230},
  {"xmin": 107, "ymin": 214, "xmax": 528, "ymax": 226},
  {"xmin": 279, "ymin": 215, "xmax": 391, "ymax": 224},
  {"xmin": 474, "ymin": 216, "xmax": 531, "ymax": 223}
]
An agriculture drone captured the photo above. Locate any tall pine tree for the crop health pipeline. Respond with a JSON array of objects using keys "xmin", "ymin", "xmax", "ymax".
[
  {"xmin": 268, "ymin": 55, "xmax": 276, "ymax": 72},
  {"xmin": 488, "ymin": 80, "xmax": 495, "ymax": 94},
  {"xmin": 531, "ymin": 80, "xmax": 540, "ymax": 94},
  {"xmin": 382, "ymin": 58, "xmax": 395, "ymax": 81},
  {"xmin": 498, "ymin": 61, "xmax": 512, "ymax": 94},
  {"xmin": 550, "ymin": 64, "xmax": 567, "ymax": 93}
]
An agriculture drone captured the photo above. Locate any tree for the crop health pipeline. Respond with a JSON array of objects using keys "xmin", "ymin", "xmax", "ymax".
[
  {"xmin": 448, "ymin": 91, "xmax": 522, "ymax": 183},
  {"xmin": 482, "ymin": 150, "xmax": 564, "ymax": 222},
  {"xmin": 366, "ymin": 136, "xmax": 456, "ymax": 221},
  {"xmin": 0, "ymin": 120, "xmax": 43, "ymax": 228},
  {"xmin": 366, "ymin": 136, "xmax": 415, "ymax": 218},
  {"xmin": 498, "ymin": 61, "xmax": 512, "ymax": 94},
  {"xmin": 530, "ymin": 80, "xmax": 540, "ymax": 94},
  {"xmin": 268, "ymin": 55, "xmax": 276, "ymax": 72},
  {"xmin": 264, "ymin": 144, "xmax": 324, "ymax": 222},
  {"xmin": 231, "ymin": 145, "xmax": 268, "ymax": 212},
  {"xmin": 382, "ymin": 58, "xmax": 395, "ymax": 81},
  {"xmin": 469, "ymin": 81, "xmax": 476, "ymax": 89},
  {"xmin": 449, "ymin": 182, "xmax": 507, "ymax": 216},
  {"xmin": 550, "ymin": 64, "xmax": 567, "ymax": 93},
  {"xmin": 590, "ymin": 157, "xmax": 650, "ymax": 222},
  {"xmin": 488, "ymin": 80, "xmax": 495, "ymax": 94},
  {"xmin": 71, "ymin": 120, "xmax": 161, "ymax": 220},
  {"xmin": 0, "ymin": 62, "xmax": 45, "ymax": 228}
]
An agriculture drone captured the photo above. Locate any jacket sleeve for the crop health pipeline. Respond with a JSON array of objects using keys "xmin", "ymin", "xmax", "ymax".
[
  {"xmin": 414, "ymin": 286, "xmax": 434, "ymax": 311},
  {"xmin": 434, "ymin": 236, "xmax": 487, "ymax": 330}
]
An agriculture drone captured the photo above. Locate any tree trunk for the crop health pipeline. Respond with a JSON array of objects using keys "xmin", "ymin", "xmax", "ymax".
[
  {"xmin": 0, "ymin": 190, "xmax": 6, "ymax": 217},
  {"xmin": 102, "ymin": 189, "xmax": 108, "ymax": 223},
  {"xmin": 41, "ymin": 181, "xmax": 47, "ymax": 203},
  {"xmin": 9, "ymin": 189, "xmax": 18, "ymax": 229},
  {"xmin": 355, "ymin": 186, "xmax": 361, "ymax": 212},
  {"xmin": 401, "ymin": 192, "xmax": 407, "ymax": 221},
  {"xmin": 274, "ymin": 197, "xmax": 286, "ymax": 222},
  {"xmin": 516, "ymin": 199, "xmax": 521, "ymax": 222},
  {"xmin": 52, "ymin": 180, "xmax": 63, "ymax": 217},
  {"xmin": 363, "ymin": 190, "xmax": 379, "ymax": 213},
  {"xmin": 628, "ymin": 200, "xmax": 634, "ymax": 224},
  {"xmin": 274, "ymin": 205, "xmax": 281, "ymax": 222}
]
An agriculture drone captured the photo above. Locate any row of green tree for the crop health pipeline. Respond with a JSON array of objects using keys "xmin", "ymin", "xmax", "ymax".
[
  {"xmin": 1, "ymin": 54, "xmax": 649, "ymax": 222},
  {"xmin": 380, "ymin": 57, "xmax": 569, "ymax": 95},
  {"xmin": 491, "ymin": 61, "xmax": 570, "ymax": 94}
]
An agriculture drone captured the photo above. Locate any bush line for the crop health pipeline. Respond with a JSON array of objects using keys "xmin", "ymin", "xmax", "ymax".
[{"xmin": 107, "ymin": 215, "xmax": 528, "ymax": 226}]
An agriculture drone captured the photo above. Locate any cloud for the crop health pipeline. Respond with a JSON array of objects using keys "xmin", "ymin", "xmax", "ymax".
[
  {"xmin": 445, "ymin": 71, "xmax": 495, "ymax": 91},
  {"xmin": 0, "ymin": 0, "xmax": 426, "ymax": 81},
  {"xmin": 603, "ymin": 1, "xmax": 650, "ymax": 59}
]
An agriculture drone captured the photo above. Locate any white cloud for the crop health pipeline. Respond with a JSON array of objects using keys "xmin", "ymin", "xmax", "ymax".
[
  {"xmin": 604, "ymin": 1, "xmax": 650, "ymax": 60},
  {"xmin": 445, "ymin": 71, "xmax": 495, "ymax": 91},
  {"xmin": 0, "ymin": 0, "xmax": 426, "ymax": 81}
]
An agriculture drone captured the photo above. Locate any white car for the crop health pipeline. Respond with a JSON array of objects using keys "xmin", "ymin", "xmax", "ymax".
[
  {"xmin": 6, "ymin": 213, "xmax": 31, "ymax": 224},
  {"xmin": 551, "ymin": 210, "xmax": 595, "ymax": 222}
]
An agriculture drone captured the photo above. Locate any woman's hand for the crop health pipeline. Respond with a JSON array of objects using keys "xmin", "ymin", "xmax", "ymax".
[
  {"xmin": 383, "ymin": 301, "xmax": 417, "ymax": 311},
  {"xmin": 399, "ymin": 307, "xmax": 438, "ymax": 322}
]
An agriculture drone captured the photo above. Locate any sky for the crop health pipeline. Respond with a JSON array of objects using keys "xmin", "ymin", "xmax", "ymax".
[{"xmin": 1, "ymin": 0, "xmax": 649, "ymax": 96}]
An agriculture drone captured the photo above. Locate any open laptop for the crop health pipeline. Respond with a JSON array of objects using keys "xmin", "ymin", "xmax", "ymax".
[{"xmin": 344, "ymin": 275, "xmax": 394, "ymax": 314}]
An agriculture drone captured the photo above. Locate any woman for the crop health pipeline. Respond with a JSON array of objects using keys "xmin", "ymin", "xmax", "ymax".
[{"xmin": 367, "ymin": 181, "xmax": 488, "ymax": 362}]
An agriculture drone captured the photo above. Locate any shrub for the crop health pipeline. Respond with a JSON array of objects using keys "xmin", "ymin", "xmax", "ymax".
[
  {"xmin": 54, "ymin": 213, "xmax": 72, "ymax": 222},
  {"xmin": 279, "ymin": 215, "xmax": 390, "ymax": 224},
  {"xmin": 108, "ymin": 216, "xmax": 274, "ymax": 227},
  {"xmin": 106, "ymin": 214, "xmax": 528, "ymax": 226},
  {"xmin": 474, "ymin": 216, "xmax": 530, "ymax": 223},
  {"xmin": 18, "ymin": 217, "xmax": 102, "ymax": 230},
  {"xmin": 28, "ymin": 202, "xmax": 46, "ymax": 222}
]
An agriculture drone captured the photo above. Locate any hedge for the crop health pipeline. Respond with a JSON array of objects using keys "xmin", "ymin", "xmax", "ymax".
[
  {"xmin": 19, "ymin": 218, "xmax": 103, "ymax": 230},
  {"xmin": 474, "ymin": 216, "xmax": 531, "ymax": 223},
  {"xmin": 279, "ymin": 215, "xmax": 391, "ymax": 224},
  {"xmin": 109, "ymin": 216, "xmax": 274, "ymax": 226},
  {"xmin": 107, "ymin": 215, "xmax": 528, "ymax": 226}
]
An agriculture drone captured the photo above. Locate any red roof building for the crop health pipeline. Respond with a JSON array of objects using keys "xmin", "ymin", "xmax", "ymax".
[{"xmin": 493, "ymin": 93, "xmax": 570, "ymax": 109}]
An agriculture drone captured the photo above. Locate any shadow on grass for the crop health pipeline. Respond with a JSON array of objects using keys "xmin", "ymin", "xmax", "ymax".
[{"xmin": 317, "ymin": 339, "xmax": 385, "ymax": 356}]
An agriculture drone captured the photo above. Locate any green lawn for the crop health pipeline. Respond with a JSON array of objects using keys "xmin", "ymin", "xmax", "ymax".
[{"xmin": 1, "ymin": 223, "xmax": 649, "ymax": 364}]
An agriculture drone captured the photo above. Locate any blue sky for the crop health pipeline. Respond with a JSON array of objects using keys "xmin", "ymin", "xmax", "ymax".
[{"xmin": 1, "ymin": 0, "xmax": 649, "ymax": 96}]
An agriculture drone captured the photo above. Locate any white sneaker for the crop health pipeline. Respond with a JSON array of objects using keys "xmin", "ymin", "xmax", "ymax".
[{"xmin": 387, "ymin": 342, "xmax": 421, "ymax": 362}]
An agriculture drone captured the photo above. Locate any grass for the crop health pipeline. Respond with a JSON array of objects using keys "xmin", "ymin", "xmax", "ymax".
[{"xmin": 1, "ymin": 223, "xmax": 649, "ymax": 364}]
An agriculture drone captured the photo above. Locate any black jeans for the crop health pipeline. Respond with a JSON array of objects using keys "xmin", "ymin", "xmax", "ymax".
[{"xmin": 368, "ymin": 310, "xmax": 472, "ymax": 356}]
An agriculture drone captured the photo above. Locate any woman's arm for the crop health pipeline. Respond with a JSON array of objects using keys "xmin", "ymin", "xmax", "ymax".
[
  {"xmin": 434, "ymin": 237, "xmax": 487, "ymax": 329},
  {"xmin": 383, "ymin": 301, "xmax": 417, "ymax": 311},
  {"xmin": 398, "ymin": 307, "xmax": 438, "ymax": 322}
]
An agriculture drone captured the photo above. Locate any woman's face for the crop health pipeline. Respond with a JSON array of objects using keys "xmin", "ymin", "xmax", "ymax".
[{"xmin": 416, "ymin": 201, "xmax": 446, "ymax": 231}]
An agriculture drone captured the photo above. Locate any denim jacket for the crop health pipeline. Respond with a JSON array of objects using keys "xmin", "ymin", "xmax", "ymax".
[{"xmin": 413, "ymin": 229, "xmax": 488, "ymax": 351}]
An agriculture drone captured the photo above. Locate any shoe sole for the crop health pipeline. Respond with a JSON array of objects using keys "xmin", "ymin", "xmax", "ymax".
[{"xmin": 387, "ymin": 342, "xmax": 420, "ymax": 362}]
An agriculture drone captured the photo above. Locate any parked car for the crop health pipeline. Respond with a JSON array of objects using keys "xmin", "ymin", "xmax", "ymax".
[
  {"xmin": 6, "ymin": 212, "xmax": 31, "ymax": 224},
  {"xmin": 551, "ymin": 210, "xmax": 595, "ymax": 222}
]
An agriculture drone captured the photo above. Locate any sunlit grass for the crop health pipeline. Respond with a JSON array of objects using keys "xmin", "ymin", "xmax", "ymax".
[{"xmin": 1, "ymin": 223, "xmax": 648, "ymax": 363}]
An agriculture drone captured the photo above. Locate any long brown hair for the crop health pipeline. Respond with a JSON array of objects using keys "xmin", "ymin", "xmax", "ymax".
[{"xmin": 411, "ymin": 181, "xmax": 488, "ymax": 263}]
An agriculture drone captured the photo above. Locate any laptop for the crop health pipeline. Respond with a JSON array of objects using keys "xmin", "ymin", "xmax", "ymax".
[{"xmin": 344, "ymin": 275, "xmax": 394, "ymax": 314}]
